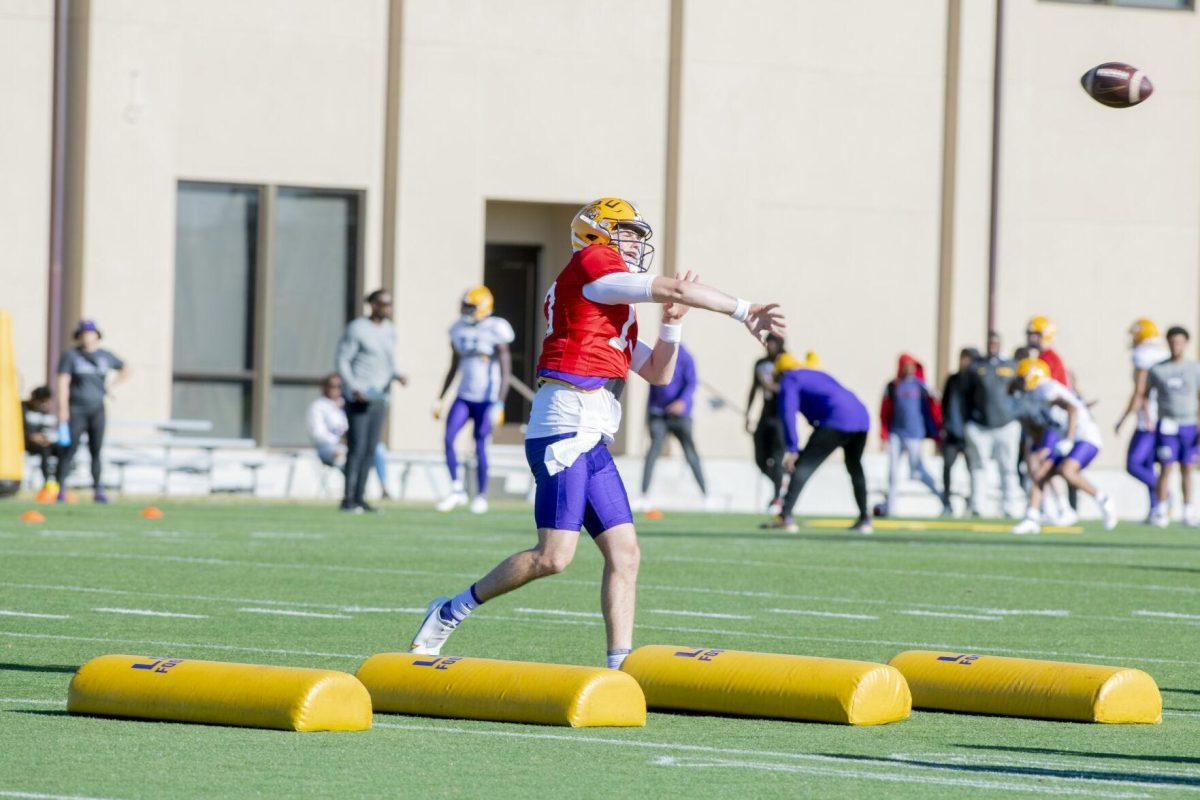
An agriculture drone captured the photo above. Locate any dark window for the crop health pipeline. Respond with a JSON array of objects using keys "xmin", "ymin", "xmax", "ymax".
[
  {"xmin": 173, "ymin": 182, "xmax": 258, "ymax": 437},
  {"xmin": 484, "ymin": 243, "xmax": 541, "ymax": 426}
]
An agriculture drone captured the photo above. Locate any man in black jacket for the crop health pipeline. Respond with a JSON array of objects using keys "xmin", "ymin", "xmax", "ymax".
[{"xmin": 940, "ymin": 348, "xmax": 979, "ymax": 516}]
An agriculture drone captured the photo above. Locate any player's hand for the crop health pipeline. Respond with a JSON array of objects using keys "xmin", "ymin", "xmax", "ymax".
[
  {"xmin": 431, "ymin": 400, "xmax": 443, "ymax": 420},
  {"xmin": 395, "ymin": 373, "xmax": 409, "ymax": 387},
  {"xmin": 744, "ymin": 416, "xmax": 754, "ymax": 435},
  {"xmin": 488, "ymin": 402, "xmax": 505, "ymax": 428},
  {"xmin": 1113, "ymin": 415, "xmax": 1126, "ymax": 435},
  {"xmin": 1054, "ymin": 439, "xmax": 1074, "ymax": 458},
  {"xmin": 662, "ymin": 271, "xmax": 698, "ymax": 324},
  {"xmin": 744, "ymin": 303, "xmax": 786, "ymax": 343},
  {"xmin": 666, "ymin": 400, "xmax": 686, "ymax": 417},
  {"xmin": 783, "ymin": 451, "xmax": 798, "ymax": 472}
]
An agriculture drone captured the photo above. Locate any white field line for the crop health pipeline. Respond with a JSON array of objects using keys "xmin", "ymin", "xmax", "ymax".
[
  {"xmin": 0, "ymin": 610, "xmax": 69, "ymax": 620},
  {"xmin": 645, "ymin": 609, "xmax": 752, "ymax": 621},
  {"xmin": 1165, "ymin": 710, "xmax": 1200, "ymax": 718},
  {"xmin": 370, "ymin": 722, "xmax": 1149, "ymax": 798},
  {"xmin": 339, "ymin": 606, "xmax": 426, "ymax": 613},
  {"xmin": 514, "ymin": 607, "xmax": 603, "ymax": 618},
  {"xmin": 0, "ymin": 791, "xmax": 128, "ymax": 800},
  {"xmin": 36, "ymin": 531, "xmax": 113, "ymax": 539},
  {"xmin": 889, "ymin": 751, "xmax": 1200, "ymax": 780},
  {"xmin": 0, "ymin": 631, "xmax": 367, "ymax": 660},
  {"xmin": 93, "ymin": 608, "xmax": 208, "ymax": 619},
  {"xmin": 0, "ymin": 582, "xmax": 366, "ymax": 612},
  {"xmin": 237, "ymin": 607, "xmax": 352, "ymax": 620},
  {"xmin": 983, "ymin": 609, "xmax": 1070, "ymax": 617},
  {"xmin": 249, "ymin": 531, "xmax": 326, "ymax": 540},
  {"xmin": 0, "ymin": 698, "xmax": 66, "ymax": 706},
  {"xmin": 769, "ymin": 609, "xmax": 880, "ymax": 620},
  {"xmin": 141, "ymin": 530, "xmax": 191, "ymax": 539},
  {"xmin": 1134, "ymin": 610, "xmax": 1200, "ymax": 621},
  {"xmin": 901, "ymin": 610, "xmax": 1002, "ymax": 622}
]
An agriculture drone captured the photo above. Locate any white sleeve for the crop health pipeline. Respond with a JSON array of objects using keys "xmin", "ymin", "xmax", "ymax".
[
  {"xmin": 581, "ymin": 272, "xmax": 656, "ymax": 305},
  {"xmin": 630, "ymin": 340, "xmax": 654, "ymax": 372},
  {"xmin": 492, "ymin": 317, "xmax": 516, "ymax": 345}
]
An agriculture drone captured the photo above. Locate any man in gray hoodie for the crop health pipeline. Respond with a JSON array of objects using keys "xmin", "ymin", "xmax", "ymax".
[
  {"xmin": 962, "ymin": 331, "xmax": 1021, "ymax": 517},
  {"xmin": 336, "ymin": 289, "xmax": 406, "ymax": 512}
]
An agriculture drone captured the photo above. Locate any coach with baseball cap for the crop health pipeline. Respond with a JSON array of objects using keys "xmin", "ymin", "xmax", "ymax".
[{"xmin": 55, "ymin": 319, "xmax": 128, "ymax": 503}]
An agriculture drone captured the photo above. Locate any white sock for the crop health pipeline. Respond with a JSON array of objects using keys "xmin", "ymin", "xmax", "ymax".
[
  {"xmin": 442, "ymin": 585, "xmax": 481, "ymax": 623},
  {"xmin": 451, "ymin": 479, "xmax": 465, "ymax": 494},
  {"xmin": 606, "ymin": 648, "xmax": 631, "ymax": 670}
]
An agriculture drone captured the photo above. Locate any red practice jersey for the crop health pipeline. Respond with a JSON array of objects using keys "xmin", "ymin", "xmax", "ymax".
[
  {"xmin": 1040, "ymin": 348, "xmax": 1069, "ymax": 387},
  {"xmin": 537, "ymin": 245, "xmax": 638, "ymax": 380}
]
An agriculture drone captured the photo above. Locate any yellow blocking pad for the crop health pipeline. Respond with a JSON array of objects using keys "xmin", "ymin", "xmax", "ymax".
[
  {"xmin": 68, "ymin": 654, "xmax": 373, "ymax": 731},
  {"xmin": 890, "ymin": 651, "xmax": 1161, "ymax": 723},
  {"xmin": 621, "ymin": 645, "xmax": 911, "ymax": 725},
  {"xmin": 357, "ymin": 653, "xmax": 646, "ymax": 727}
]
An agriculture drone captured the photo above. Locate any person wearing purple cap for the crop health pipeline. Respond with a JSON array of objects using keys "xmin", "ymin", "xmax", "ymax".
[
  {"xmin": 55, "ymin": 319, "xmax": 128, "ymax": 503},
  {"xmin": 638, "ymin": 343, "xmax": 706, "ymax": 503}
]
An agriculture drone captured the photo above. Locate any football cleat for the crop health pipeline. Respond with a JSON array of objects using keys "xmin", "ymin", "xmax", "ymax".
[
  {"xmin": 759, "ymin": 516, "xmax": 799, "ymax": 533},
  {"xmin": 850, "ymin": 517, "xmax": 873, "ymax": 535},
  {"xmin": 1150, "ymin": 504, "xmax": 1170, "ymax": 529},
  {"xmin": 1055, "ymin": 507, "xmax": 1079, "ymax": 527},
  {"xmin": 409, "ymin": 596, "xmax": 457, "ymax": 656},
  {"xmin": 437, "ymin": 490, "xmax": 468, "ymax": 513},
  {"xmin": 1012, "ymin": 516, "xmax": 1041, "ymax": 535},
  {"xmin": 469, "ymin": 495, "xmax": 489, "ymax": 515},
  {"xmin": 1100, "ymin": 496, "xmax": 1118, "ymax": 531}
]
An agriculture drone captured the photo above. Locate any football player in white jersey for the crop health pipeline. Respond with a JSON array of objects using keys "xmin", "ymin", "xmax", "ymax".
[
  {"xmin": 1114, "ymin": 318, "xmax": 1169, "ymax": 521},
  {"xmin": 1012, "ymin": 358, "xmax": 1117, "ymax": 534},
  {"xmin": 433, "ymin": 286, "xmax": 515, "ymax": 514}
]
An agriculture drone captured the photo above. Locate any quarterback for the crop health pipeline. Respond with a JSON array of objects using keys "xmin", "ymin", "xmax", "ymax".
[
  {"xmin": 410, "ymin": 197, "xmax": 785, "ymax": 668},
  {"xmin": 433, "ymin": 286, "xmax": 514, "ymax": 514}
]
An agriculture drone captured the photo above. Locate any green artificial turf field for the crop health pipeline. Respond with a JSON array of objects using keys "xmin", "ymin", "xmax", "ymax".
[{"xmin": 0, "ymin": 500, "xmax": 1197, "ymax": 799}]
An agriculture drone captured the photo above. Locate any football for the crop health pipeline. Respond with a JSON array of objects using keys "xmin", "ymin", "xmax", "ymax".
[{"xmin": 1080, "ymin": 61, "xmax": 1153, "ymax": 108}]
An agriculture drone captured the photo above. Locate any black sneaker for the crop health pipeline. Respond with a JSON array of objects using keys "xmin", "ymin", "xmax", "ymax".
[
  {"xmin": 358, "ymin": 501, "xmax": 379, "ymax": 513},
  {"xmin": 849, "ymin": 517, "xmax": 874, "ymax": 534},
  {"xmin": 339, "ymin": 500, "xmax": 362, "ymax": 514}
]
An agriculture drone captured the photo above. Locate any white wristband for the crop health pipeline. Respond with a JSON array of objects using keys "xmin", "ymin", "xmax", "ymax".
[
  {"xmin": 659, "ymin": 323, "xmax": 683, "ymax": 343},
  {"xmin": 731, "ymin": 298, "xmax": 751, "ymax": 323}
]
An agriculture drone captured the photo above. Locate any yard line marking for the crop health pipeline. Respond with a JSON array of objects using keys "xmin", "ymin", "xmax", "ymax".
[
  {"xmin": 893, "ymin": 751, "xmax": 1200, "ymax": 780},
  {"xmin": 249, "ymin": 531, "xmax": 326, "ymax": 540},
  {"xmin": 36, "ymin": 530, "xmax": 112, "ymax": 539},
  {"xmin": 142, "ymin": 530, "xmax": 190, "ymax": 539},
  {"xmin": 654, "ymin": 553, "xmax": 1200, "ymax": 595},
  {"xmin": 339, "ymin": 606, "xmax": 426, "ymax": 614},
  {"xmin": 645, "ymin": 609, "xmax": 752, "ymax": 621},
  {"xmin": 1134, "ymin": 610, "xmax": 1200, "ymax": 621},
  {"xmin": 93, "ymin": 608, "xmax": 208, "ymax": 619},
  {"xmin": 1165, "ymin": 710, "xmax": 1200, "ymax": 718},
  {"xmin": 370, "ymin": 722, "xmax": 1150, "ymax": 798},
  {"xmin": 769, "ymin": 609, "xmax": 880, "ymax": 620},
  {"xmin": 0, "ymin": 698, "xmax": 66, "ymax": 706},
  {"xmin": 0, "ymin": 582, "xmax": 362, "ymax": 612},
  {"xmin": 901, "ymin": 610, "xmax": 1003, "ymax": 622},
  {"xmin": 237, "ymin": 607, "xmax": 352, "ymax": 620},
  {"xmin": 983, "ymin": 608, "xmax": 1070, "ymax": 617},
  {"xmin": 514, "ymin": 607, "xmax": 603, "ymax": 618},
  {"xmin": 0, "ymin": 610, "xmax": 69, "ymax": 620},
  {"xmin": 0, "ymin": 791, "xmax": 128, "ymax": 800},
  {"xmin": 0, "ymin": 631, "xmax": 367, "ymax": 660}
]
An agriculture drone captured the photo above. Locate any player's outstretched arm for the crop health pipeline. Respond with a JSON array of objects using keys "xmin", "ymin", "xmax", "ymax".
[{"xmin": 649, "ymin": 275, "xmax": 785, "ymax": 342}]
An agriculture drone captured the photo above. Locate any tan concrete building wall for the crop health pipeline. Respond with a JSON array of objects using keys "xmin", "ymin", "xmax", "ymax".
[
  {"xmin": 675, "ymin": 0, "xmax": 949, "ymax": 458},
  {"xmin": 76, "ymin": 0, "xmax": 388, "ymax": 423},
  {"xmin": 984, "ymin": 0, "xmax": 1200, "ymax": 466},
  {"xmin": 391, "ymin": 0, "xmax": 670, "ymax": 452},
  {"xmin": 0, "ymin": 0, "xmax": 52, "ymax": 393},
  {"xmin": 6, "ymin": 0, "xmax": 1200, "ymax": 473}
]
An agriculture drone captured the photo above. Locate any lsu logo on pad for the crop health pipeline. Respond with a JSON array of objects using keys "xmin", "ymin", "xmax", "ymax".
[
  {"xmin": 412, "ymin": 656, "xmax": 463, "ymax": 670},
  {"xmin": 130, "ymin": 658, "xmax": 184, "ymax": 674},
  {"xmin": 936, "ymin": 654, "xmax": 981, "ymax": 666},
  {"xmin": 674, "ymin": 649, "xmax": 723, "ymax": 662}
]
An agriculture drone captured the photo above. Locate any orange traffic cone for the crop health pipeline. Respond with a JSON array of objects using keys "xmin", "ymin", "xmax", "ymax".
[
  {"xmin": 140, "ymin": 506, "xmax": 164, "ymax": 520},
  {"xmin": 644, "ymin": 509, "xmax": 665, "ymax": 520},
  {"xmin": 20, "ymin": 510, "xmax": 45, "ymax": 524}
]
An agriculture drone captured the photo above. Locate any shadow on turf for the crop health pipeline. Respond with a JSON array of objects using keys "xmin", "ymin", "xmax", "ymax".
[
  {"xmin": 823, "ymin": 750, "xmax": 1200, "ymax": 788},
  {"xmin": 1163, "ymin": 686, "xmax": 1200, "ymax": 696},
  {"xmin": 959, "ymin": 744, "xmax": 1200, "ymax": 767},
  {"xmin": 0, "ymin": 662, "xmax": 78, "ymax": 674},
  {"xmin": 1120, "ymin": 564, "xmax": 1200, "ymax": 575},
  {"xmin": 637, "ymin": 529, "xmax": 1200, "ymax": 551},
  {"xmin": 6, "ymin": 710, "xmax": 69, "ymax": 718}
]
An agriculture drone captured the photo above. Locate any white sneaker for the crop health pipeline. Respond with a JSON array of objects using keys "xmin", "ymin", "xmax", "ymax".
[
  {"xmin": 469, "ymin": 495, "xmax": 489, "ymax": 514},
  {"xmin": 409, "ymin": 596, "xmax": 457, "ymax": 655},
  {"xmin": 1100, "ymin": 496, "xmax": 1118, "ymax": 531},
  {"xmin": 436, "ymin": 490, "xmax": 467, "ymax": 512},
  {"xmin": 850, "ymin": 517, "xmax": 873, "ymax": 535},
  {"xmin": 1184, "ymin": 504, "xmax": 1200, "ymax": 528},
  {"xmin": 1055, "ymin": 508, "xmax": 1079, "ymax": 527},
  {"xmin": 767, "ymin": 498, "xmax": 783, "ymax": 516},
  {"xmin": 1151, "ymin": 505, "xmax": 1170, "ymax": 529},
  {"xmin": 1013, "ymin": 517, "xmax": 1041, "ymax": 535}
]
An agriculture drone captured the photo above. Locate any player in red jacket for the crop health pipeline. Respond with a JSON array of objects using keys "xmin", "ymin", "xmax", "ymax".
[{"xmin": 410, "ymin": 197, "xmax": 786, "ymax": 669}]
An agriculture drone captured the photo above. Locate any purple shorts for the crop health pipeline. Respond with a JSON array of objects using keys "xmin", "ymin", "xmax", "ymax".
[
  {"xmin": 1036, "ymin": 428, "xmax": 1063, "ymax": 454},
  {"xmin": 525, "ymin": 433, "xmax": 634, "ymax": 537},
  {"xmin": 1155, "ymin": 422, "xmax": 1199, "ymax": 465},
  {"xmin": 1052, "ymin": 441, "xmax": 1099, "ymax": 469}
]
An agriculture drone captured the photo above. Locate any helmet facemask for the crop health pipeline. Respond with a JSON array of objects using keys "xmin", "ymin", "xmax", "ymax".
[{"xmin": 612, "ymin": 222, "xmax": 655, "ymax": 273}]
